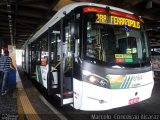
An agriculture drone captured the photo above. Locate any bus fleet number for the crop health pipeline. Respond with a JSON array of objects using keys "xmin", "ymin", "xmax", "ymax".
[{"xmin": 96, "ymin": 14, "xmax": 107, "ymax": 24}]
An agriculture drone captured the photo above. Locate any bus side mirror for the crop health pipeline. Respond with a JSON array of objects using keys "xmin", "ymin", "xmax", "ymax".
[{"xmin": 70, "ymin": 21, "xmax": 79, "ymax": 40}]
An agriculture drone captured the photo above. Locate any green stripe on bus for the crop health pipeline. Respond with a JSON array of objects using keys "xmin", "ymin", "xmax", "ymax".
[
  {"xmin": 124, "ymin": 76, "xmax": 132, "ymax": 88},
  {"xmin": 110, "ymin": 83, "xmax": 122, "ymax": 89},
  {"xmin": 120, "ymin": 76, "xmax": 127, "ymax": 88},
  {"xmin": 126, "ymin": 76, "xmax": 133, "ymax": 88}
]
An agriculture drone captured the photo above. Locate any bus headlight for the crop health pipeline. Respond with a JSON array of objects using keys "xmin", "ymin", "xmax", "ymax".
[
  {"xmin": 86, "ymin": 75, "xmax": 110, "ymax": 88},
  {"xmin": 88, "ymin": 76, "xmax": 97, "ymax": 83},
  {"xmin": 99, "ymin": 79, "xmax": 106, "ymax": 86},
  {"xmin": 82, "ymin": 70, "xmax": 110, "ymax": 88}
]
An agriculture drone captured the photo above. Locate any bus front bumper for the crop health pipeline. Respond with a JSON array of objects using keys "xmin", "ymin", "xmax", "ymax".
[{"xmin": 80, "ymin": 82, "xmax": 154, "ymax": 111}]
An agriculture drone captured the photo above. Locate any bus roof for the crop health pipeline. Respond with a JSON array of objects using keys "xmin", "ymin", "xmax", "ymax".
[{"xmin": 25, "ymin": 2, "xmax": 134, "ymax": 46}]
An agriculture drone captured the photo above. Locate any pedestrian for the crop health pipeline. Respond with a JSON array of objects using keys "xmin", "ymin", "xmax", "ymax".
[{"xmin": 0, "ymin": 49, "xmax": 15, "ymax": 95}]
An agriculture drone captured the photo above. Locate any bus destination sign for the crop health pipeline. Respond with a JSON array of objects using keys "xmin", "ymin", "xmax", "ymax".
[{"xmin": 83, "ymin": 7, "xmax": 141, "ymax": 29}]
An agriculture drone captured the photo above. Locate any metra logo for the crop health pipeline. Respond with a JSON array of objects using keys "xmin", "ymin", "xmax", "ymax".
[{"xmin": 132, "ymin": 74, "xmax": 142, "ymax": 81}]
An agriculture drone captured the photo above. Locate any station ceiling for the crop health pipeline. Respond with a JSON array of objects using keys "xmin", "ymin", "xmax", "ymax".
[{"xmin": 0, "ymin": 0, "xmax": 160, "ymax": 49}]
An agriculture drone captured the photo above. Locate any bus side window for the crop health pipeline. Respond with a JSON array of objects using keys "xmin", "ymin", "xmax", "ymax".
[
  {"xmin": 36, "ymin": 41, "xmax": 41, "ymax": 65},
  {"xmin": 51, "ymin": 32, "xmax": 61, "ymax": 69}
]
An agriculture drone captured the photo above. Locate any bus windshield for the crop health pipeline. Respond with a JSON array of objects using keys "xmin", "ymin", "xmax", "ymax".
[{"xmin": 84, "ymin": 14, "xmax": 150, "ymax": 65}]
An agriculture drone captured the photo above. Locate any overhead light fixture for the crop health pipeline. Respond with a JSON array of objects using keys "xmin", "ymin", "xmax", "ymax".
[
  {"xmin": 8, "ymin": 15, "xmax": 11, "ymax": 18},
  {"xmin": 7, "ymin": 4, "xmax": 11, "ymax": 7}
]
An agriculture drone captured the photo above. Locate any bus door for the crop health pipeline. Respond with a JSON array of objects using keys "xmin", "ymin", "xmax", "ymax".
[
  {"xmin": 60, "ymin": 19, "xmax": 74, "ymax": 105},
  {"xmin": 30, "ymin": 43, "xmax": 38, "ymax": 80},
  {"xmin": 48, "ymin": 30, "xmax": 60, "ymax": 95}
]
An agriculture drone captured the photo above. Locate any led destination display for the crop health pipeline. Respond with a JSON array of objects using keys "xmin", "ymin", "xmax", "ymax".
[
  {"xmin": 83, "ymin": 7, "xmax": 141, "ymax": 29},
  {"xmin": 110, "ymin": 16, "xmax": 140, "ymax": 29},
  {"xmin": 95, "ymin": 14, "xmax": 140, "ymax": 28}
]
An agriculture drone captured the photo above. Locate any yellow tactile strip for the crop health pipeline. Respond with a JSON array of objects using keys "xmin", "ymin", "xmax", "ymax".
[
  {"xmin": 17, "ymin": 91, "xmax": 25, "ymax": 120},
  {"xmin": 17, "ymin": 71, "xmax": 40, "ymax": 120}
]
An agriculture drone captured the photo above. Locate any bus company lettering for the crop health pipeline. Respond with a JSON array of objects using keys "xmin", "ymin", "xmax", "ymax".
[
  {"xmin": 110, "ymin": 16, "xmax": 140, "ymax": 29},
  {"xmin": 132, "ymin": 74, "xmax": 143, "ymax": 81},
  {"xmin": 130, "ymin": 74, "xmax": 143, "ymax": 87}
]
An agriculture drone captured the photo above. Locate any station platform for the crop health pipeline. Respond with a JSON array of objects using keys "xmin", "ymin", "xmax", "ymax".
[
  {"xmin": 0, "ymin": 66, "xmax": 66, "ymax": 120},
  {"xmin": 1, "ymin": 66, "xmax": 160, "ymax": 120}
]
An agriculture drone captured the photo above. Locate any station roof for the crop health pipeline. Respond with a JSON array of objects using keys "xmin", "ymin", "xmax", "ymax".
[{"xmin": 0, "ymin": 0, "xmax": 160, "ymax": 49}]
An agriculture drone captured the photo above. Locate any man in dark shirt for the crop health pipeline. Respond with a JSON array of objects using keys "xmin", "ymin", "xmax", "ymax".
[{"xmin": 0, "ymin": 50, "xmax": 15, "ymax": 95}]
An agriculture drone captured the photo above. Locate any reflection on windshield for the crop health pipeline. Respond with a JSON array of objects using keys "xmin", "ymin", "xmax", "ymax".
[{"xmin": 86, "ymin": 22, "xmax": 149, "ymax": 64}]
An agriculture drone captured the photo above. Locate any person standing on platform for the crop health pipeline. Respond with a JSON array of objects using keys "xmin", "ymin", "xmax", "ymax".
[{"xmin": 0, "ymin": 50, "xmax": 15, "ymax": 95}]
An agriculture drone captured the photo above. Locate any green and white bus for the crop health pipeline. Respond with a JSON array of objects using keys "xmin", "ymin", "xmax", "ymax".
[{"xmin": 22, "ymin": 2, "xmax": 154, "ymax": 111}]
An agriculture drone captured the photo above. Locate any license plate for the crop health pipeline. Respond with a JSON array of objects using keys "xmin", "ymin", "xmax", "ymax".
[{"xmin": 128, "ymin": 97, "xmax": 139, "ymax": 105}]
